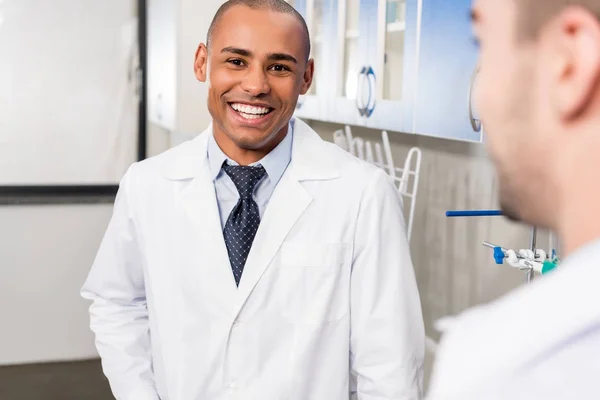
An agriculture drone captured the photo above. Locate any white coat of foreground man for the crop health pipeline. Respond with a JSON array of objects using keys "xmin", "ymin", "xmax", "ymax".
[
  {"xmin": 427, "ymin": 0, "xmax": 600, "ymax": 399},
  {"xmin": 81, "ymin": 0, "xmax": 425, "ymax": 399}
]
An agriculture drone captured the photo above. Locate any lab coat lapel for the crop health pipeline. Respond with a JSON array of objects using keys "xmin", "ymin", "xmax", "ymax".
[
  {"xmin": 234, "ymin": 171, "xmax": 312, "ymax": 305},
  {"xmin": 233, "ymin": 118, "xmax": 340, "ymax": 314},
  {"xmin": 182, "ymin": 166, "xmax": 238, "ymax": 299},
  {"xmin": 166, "ymin": 127, "xmax": 238, "ymax": 301}
]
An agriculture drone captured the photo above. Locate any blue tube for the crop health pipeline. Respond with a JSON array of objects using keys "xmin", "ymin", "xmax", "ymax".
[{"xmin": 445, "ymin": 210, "xmax": 503, "ymax": 217}]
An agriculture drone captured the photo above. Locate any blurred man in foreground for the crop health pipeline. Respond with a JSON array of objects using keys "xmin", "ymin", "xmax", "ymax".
[{"xmin": 428, "ymin": 0, "xmax": 600, "ymax": 398}]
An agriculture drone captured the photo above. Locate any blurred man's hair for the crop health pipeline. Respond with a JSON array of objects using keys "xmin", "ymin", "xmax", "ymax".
[
  {"xmin": 518, "ymin": 0, "xmax": 600, "ymax": 39},
  {"xmin": 206, "ymin": 0, "xmax": 311, "ymax": 60}
]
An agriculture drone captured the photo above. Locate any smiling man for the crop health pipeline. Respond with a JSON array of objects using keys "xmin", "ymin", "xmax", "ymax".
[
  {"xmin": 427, "ymin": 1, "xmax": 600, "ymax": 399},
  {"xmin": 197, "ymin": 0, "xmax": 311, "ymax": 165},
  {"xmin": 81, "ymin": 0, "xmax": 424, "ymax": 399}
]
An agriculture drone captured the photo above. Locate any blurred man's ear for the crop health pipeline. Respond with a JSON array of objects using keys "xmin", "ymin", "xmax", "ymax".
[
  {"xmin": 194, "ymin": 43, "xmax": 209, "ymax": 82},
  {"xmin": 550, "ymin": 8, "xmax": 600, "ymax": 120}
]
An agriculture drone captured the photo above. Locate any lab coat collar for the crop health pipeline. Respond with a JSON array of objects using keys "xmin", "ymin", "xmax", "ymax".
[
  {"xmin": 161, "ymin": 117, "xmax": 340, "ymax": 310},
  {"xmin": 206, "ymin": 120, "xmax": 293, "ymax": 191},
  {"xmin": 286, "ymin": 117, "xmax": 340, "ymax": 181},
  {"xmin": 162, "ymin": 117, "xmax": 339, "ymax": 182}
]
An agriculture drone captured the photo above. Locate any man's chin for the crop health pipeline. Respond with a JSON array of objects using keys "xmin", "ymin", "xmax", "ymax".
[
  {"xmin": 231, "ymin": 125, "xmax": 289, "ymax": 150},
  {"xmin": 229, "ymin": 129, "xmax": 272, "ymax": 149},
  {"xmin": 499, "ymin": 198, "xmax": 523, "ymax": 223}
]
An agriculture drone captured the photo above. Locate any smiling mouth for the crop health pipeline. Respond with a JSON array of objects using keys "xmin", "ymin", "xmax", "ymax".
[{"xmin": 229, "ymin": 102, "xmax": 274, "ymax": 120}]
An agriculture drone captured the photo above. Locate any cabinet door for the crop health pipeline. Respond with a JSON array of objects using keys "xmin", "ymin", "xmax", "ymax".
[
  {"xmin": 326, "ymin": 0, "xmax": 419, "ymax": 131},
  {"xmin": 324, "ymin": 0, "xmax": 362, "ymax": 126},
  {"xmin": 290, "ymin": 0, "xmax": 364, "ymax": 126},
  {"xmin": 292, "ymin": 0, "xmax": 420, "ymax": 131},
  {"xmin": 412, "ymin": 0, "xmax": 482, "ymax": 142},
  {"xmin": 357, "ymin": 0, "xmax": 420, "ymax": 132}
]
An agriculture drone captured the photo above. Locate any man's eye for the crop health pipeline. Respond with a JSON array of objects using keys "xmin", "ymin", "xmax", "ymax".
[
  {"xmin": 228, "ymin": 59, "xmax": 244, "ymax": 66},
  {"xmin": 271, "ymin": 64, "xmax": 290, "ymax": 72}
]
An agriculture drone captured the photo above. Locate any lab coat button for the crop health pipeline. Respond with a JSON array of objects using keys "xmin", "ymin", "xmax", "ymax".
[{"xmin": 227, "ymin": 382, "xmax": 238, "ymax": 392}]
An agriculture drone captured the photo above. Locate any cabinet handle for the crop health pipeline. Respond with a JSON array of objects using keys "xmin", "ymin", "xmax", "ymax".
[
  {"xmin": 365, "ymin": 66, "xmax": 376, "ymax": 118},
  {"xmin": 468, "ymin": 65, "xmax": 482, "ymax": 132},
  {"xmin": 356, "ymin": 66, "xmax": 367, "ymax": 116}
]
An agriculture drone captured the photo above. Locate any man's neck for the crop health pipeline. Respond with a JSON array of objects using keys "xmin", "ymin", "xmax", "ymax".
[
  {"xmin": 213, "ymin": 125, "xmax": 288, "ymax": 166},
  {"xmin": 219, "ymin": 144, "xmax": 268, "ymax": 166},
  {"xmin": 557, "ymin": 185, "xmax": 600, "ymax": 258},
  {"xmin": 554, "ymin": 129, "xmax": 600, "ymax": 258}
]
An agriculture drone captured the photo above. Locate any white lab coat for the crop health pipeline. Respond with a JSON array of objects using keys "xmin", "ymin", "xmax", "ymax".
[
  {"xmin": 81, "ymin": 118, "xmax": 425, "ymax": 400},
  {"xmin": 426, "ymin": 239, "xmax": 600, "ymax": 400}
]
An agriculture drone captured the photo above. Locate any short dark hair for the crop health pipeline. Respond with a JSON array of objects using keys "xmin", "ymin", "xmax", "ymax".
[
  {"xmin": 206, "ymin": 0, "xmax": 311, "ymax": 60},
  {"xmin": 516, "ymin": 0, "xmax": 600, "ymax": 40}
]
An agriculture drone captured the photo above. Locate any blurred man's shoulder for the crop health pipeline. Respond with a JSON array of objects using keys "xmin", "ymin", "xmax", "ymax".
[{"xmin": 429, "ymin": 251, "xmax": 600, "ymax": 399}]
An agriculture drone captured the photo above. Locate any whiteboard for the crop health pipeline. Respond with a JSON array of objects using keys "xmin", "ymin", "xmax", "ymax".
[{"xmin": 0, "ymin": 0, "xmax": 140, "ymax": 186}]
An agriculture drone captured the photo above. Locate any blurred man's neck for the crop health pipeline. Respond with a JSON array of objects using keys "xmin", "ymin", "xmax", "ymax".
[
  {"xmin": 557, "ymin": 149, "xmax": 600, "ymax": 258},
  {"xmin": 559, "ymin": 199, "xmax": 600, "ymax": 258}
]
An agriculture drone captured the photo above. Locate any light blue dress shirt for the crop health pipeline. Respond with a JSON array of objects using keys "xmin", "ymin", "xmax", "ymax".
[{"xmin": 207, "ymin": 123, "xmax": 294, "ymax": 229}]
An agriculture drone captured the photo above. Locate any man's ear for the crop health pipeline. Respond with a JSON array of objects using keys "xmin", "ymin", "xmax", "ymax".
[
  {"xmin": 194, "ymin": 43, "xmax": 209, "ymax": 82},
  {"xmin": 550, "ymin": 7, "xmax": 600, "ymax": 120},
  {"xmin": 300, "ymin": 58, "xmax": 315, "ymax": 95}
]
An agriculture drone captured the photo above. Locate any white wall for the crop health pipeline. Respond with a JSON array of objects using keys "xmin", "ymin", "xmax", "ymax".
[
  {"xmin": 0, "ymin": 0, "xmax": 219, "ymax": 367},
  {"xmin": 148, "ymin": 0, "xmax": 222, "ymax": 136},
  {"xmin": 0, "ymin": 205, "xmax": 113, "ymax": 365},
  {"xmin": 175, "ymin": 0, "xmax": 221, "ymax": 133},
  {"xmin": 0, "ymin": 126, "xmax": 169, "ymax": 367}
]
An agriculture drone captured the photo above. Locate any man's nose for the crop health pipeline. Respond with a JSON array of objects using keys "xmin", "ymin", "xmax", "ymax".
[{"xmin": 240, "ymin": 65, "xmax": 271, "ymax": 97}]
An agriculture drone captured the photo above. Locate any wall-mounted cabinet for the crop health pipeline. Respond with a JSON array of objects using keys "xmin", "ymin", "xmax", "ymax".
[
  {"xmin": 288, "ymin": 0, "xmax": 483, "ymax": 142},
  {"xmin": 411, "ymin": 0, "xmax": 482, "ymax": 142},
  {"xmin": 289, "ymin": 0, "xmax": 420, "ymax": 133}
]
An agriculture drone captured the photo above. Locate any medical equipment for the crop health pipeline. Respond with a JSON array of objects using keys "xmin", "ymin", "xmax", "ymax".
[
  {"xmin": 446, "ymin": 209, "xmax": 561, "ymax": 283},
  {"xmin": 333, "ymin": 126, "xmax": 422, "ymax": 242},
  {"xmin": 482, "ymin": 242, "xmax": 559, "ymax": 275}
]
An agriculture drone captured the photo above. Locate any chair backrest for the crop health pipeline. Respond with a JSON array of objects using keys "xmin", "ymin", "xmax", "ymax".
[{"xmin": 332, "ymin": 126, "xmax": 422, "ymax": 242}]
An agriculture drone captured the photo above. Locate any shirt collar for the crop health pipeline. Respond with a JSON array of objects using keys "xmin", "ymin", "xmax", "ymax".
[
  {"xmin": 208, "ymin": 134, "xmax": 229, "ymax": 182},
  {"xmin": 207, "ymin": 121, "xmax": 294, "ymax": 185}
]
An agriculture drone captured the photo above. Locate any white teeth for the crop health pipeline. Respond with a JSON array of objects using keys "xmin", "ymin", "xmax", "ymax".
[
  {"xmin": 230, "ymin": 103, "xmax": 271, "ymax": 116},
  {"xmin": 237, "ymin": 112, "xmax": 265, "ymax": 120}
]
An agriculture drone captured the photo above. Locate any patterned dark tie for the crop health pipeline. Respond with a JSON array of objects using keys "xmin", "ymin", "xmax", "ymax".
[{"xmin": 222, "ymin": 163, "xmax": 267, "ymax": 286}]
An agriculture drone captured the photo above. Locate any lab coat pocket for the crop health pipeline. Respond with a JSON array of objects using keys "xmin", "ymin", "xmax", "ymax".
[{"xmin": 280, "ymin": 242, "xmax": 351, "ymax": 325}]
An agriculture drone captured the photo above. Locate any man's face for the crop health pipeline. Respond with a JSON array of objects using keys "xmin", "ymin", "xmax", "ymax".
[
  {"xmin": 195, "ymin": 6, "xmax": 313, "ymax": 153},
  {"xmin": 472, "ymin": 0, "xmax": 553, "ymax": 225}
]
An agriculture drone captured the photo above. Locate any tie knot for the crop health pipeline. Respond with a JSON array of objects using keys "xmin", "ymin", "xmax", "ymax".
[{"xmin": 222, "ymin": 163, "xmax": 266, "ymax": 199}]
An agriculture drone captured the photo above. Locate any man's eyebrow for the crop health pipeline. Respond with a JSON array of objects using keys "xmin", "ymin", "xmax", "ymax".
[
  {"xmin": 220, "ymin": 47, "xmax": 298, "ymax": 64},
  {"xmin": 221, "ymin": 47, "xmax": 253, "ymax": 57},
  {"xmin": 267, "ymin": 52, "xmax": 298, "ymax": 64}
]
